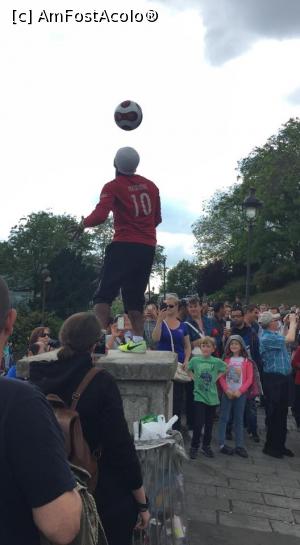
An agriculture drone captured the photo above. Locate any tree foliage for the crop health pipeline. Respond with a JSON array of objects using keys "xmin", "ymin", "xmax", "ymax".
[
  {"xmin": 46, "ymin": 249, "xmax": 97, "ymax": 318},
  {"xmin": 193, "ymin": 118, "xmax": 300, "ymax": 277},
  {"xmin": 166, "ymin": 259, "xmax": 199, "ymax": 298},
  {"xmin": 196, "ymin": 260, "xmax": 229, "ymax": 295}
]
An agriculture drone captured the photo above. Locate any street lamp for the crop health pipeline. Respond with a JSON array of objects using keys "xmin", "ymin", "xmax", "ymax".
[
  {"xmin": 163, "ymin": 255, "xmax": 167, "ymax": 299},
  {"xmin": 242, "ymin": 188, "xmax": 262, "ymax": 304},
  {"xmin": 41, "ymin": 266, "xmax": 52, "ymax": 324}
]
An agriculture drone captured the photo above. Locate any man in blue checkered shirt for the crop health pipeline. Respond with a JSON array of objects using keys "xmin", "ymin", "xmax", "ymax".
[{"xmin": 260, "ymin": 311, "xmax": 298, "ymax": 459}]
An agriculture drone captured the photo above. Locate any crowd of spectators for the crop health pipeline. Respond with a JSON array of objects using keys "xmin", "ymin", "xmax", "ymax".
[{"xmin": 1, "ymin": 288, "xmax": 300, "ymax": 545}]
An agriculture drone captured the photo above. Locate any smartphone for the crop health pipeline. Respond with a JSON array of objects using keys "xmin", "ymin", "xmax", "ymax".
[
  {"xmin": 160, "ymin": 303, "xmax": 167, "ymax": 311},
  {"xmin": 226, "ymin": 320, "xmax": 231, "ymax": 329},
  {"xmin": 117, "ymin": 316, "xmax": 125, "ymax": 330}
]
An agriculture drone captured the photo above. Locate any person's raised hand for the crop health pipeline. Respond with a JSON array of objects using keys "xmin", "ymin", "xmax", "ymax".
[{"xmin": 68, "ymin": 217, "xmax": 85, "ymax": 241}]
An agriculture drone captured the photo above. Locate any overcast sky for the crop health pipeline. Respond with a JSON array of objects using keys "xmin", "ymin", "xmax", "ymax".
[{"xmin": 1, "ymin": 0, "xmax": 300, "ymax": 265}]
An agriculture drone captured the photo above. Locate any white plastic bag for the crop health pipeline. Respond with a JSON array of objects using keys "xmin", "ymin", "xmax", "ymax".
[{"xmin": 139, "ymin": 415, "xmax": 178, "ymax": 441}]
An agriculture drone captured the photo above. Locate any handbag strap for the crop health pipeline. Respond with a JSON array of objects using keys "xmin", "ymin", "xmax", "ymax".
[
  {"xmin": 163, "ymin": 320, "xmax": 175, "ymax": 352},
  {"xmin": 71, "ymin": 367, "xmax": 101, "ymax": 410},
  {"xmin": 184, "ymin": 321, "xmax": 204, "ymax": 337}
]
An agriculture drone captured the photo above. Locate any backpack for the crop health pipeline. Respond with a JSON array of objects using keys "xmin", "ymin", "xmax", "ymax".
[
  {"xmin": 46, "ymin": 367, "xmax": 100, "ymax": 492},
  {"xmin": 41, "ymin": 368, "xmax": 108, "ymax": 545}
]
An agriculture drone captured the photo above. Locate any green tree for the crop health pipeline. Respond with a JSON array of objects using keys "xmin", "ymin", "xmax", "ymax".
[
  {"xmin": 90, "ymin": 216, "xmax": 114, "ymax": 267},
  {"xmin": 196, "ymin": 260, "xmax": 229, "ymax": 295},
  {"xmin": 47, "ymin": 249, "xmax": 98, "ymax": 318},
  {"xmin": 0, "ymin": 211, "xmax": 93, "ymax": 298},
  {"xmin": 193, "ymin": 118, "xmax": 300, "ymax": 276},
  {"xmin": 166, "ymin": 259, "xmax": 199, "ymax": 298}
]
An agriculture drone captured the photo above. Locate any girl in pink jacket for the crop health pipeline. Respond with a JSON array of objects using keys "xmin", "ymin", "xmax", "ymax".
[{"xmin": 218, "ymin": 335, "xmax": 253, "ymax": 458}]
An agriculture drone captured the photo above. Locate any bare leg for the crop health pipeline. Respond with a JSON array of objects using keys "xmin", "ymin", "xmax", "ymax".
[
  {"xmin": 94, "ymin": 303, "xmax": 111, "ymax": 330},
  {"xmin": 127, "ymin": 310, "xmax": 144, "ymax": 337}
]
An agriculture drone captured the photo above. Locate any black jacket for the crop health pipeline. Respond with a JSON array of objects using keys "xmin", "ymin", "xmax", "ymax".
[{"xmin": 29, "ymin": 353, "xmax": 142, "ymax": 515}]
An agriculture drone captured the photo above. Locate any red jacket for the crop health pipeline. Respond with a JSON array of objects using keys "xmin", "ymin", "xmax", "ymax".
[
  {"xmin": 219, "ymin": 357, "xmax": 253, "ymax": 395},
  {"xmin": 84, "ymin": 174, "xmax": 161, "ymax": 247}
]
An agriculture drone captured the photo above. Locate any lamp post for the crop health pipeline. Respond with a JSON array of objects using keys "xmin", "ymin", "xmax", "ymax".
[
  {"xmin": 242, "ymin": 188, "xmax": 262, "ymax": 304},
  {"xmin": 41, "ymin": 266, "xmax": 52, "ymax": 324},
  {"xmin": 163, "ymin": 256, "xmax": 167, "ymax": 299}
]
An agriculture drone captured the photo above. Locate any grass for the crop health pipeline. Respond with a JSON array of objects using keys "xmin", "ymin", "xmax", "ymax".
[{"xmin": 250, "ymin": 280, "xmax": 300, "ymax": 306}]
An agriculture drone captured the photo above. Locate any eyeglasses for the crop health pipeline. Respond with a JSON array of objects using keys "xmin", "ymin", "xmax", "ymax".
[
  {"xmin": 41, "ymin": 333, "xmax": 50, "ymax": 338},
  {"xmin": 165, "ymin": 304, "xmax": 176, "ymax": 309}
]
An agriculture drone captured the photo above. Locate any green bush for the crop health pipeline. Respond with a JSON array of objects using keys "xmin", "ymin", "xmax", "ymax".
[{"xmin": 254, "ymin": 263, "xmax": 299, "ymax": 292}]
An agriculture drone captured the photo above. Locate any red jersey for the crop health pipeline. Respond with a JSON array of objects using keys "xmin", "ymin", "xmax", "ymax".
[{"xmin": 83, "ymin": 174, "xmax": 161, "ymax": 247}]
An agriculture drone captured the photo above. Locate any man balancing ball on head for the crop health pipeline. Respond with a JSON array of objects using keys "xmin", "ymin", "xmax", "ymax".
[{"xmin": 73, "ymin": 147, "xmax": 162, "ymax": 353}]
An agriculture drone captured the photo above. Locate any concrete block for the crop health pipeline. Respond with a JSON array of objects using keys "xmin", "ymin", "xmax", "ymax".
[
  {"xmin": 221, "ymin": 469, "xmax": 259, "ymax": 482},
  {"xmin": 219, "ymin": 512, "xmax": 272, "ymax": 532},
  {"xmin": 188, "ymin": 508, "xmax": 217, "ymax": 524},
  {"xmin": 292, "ymin": 511, "xmax": 300, "ymax": 524},
  {"xmin": 216, "ymin": 486, "xmax": 264, "ymax": 504},
  {"xmin": 187, "ymin": 494, "xmax": 230, "ymax": 512},
  {"xmin": 264, "ymin": 494, "xmax": 300, "ymax": 510},
  {"xmin": 229, "ymin": 478, "xmax": 284, "ymax": 495},
  {"xmin": 232, "ymin": 499, "xmax": 294, "ymax": 522},
  {"xmin": 271, "ymin": 521, "xmax": 300, "ymax": 537},
  {"xmin": 284, "ymin": 488, "xmax": 300, "ymax": 499},
  {"xmin": 226, "ymin": 461, "xmax": 275, "ymax": 475},
  {"xmin": 187, "ymin": 483, "xmax": 217, "ymax": 497}
]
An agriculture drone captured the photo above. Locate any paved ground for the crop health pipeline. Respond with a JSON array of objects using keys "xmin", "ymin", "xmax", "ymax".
[{"xmin": 184, "ymin": 407, "xmax": 300, "ymax": 545}]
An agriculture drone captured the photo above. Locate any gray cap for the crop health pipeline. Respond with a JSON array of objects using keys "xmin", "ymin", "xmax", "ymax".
[
  {"xmin": 259, "ymin": 311, "xmax": 280, "ymax": 327},
  {"xmin": 114, "ymin": 147, "xmax": 140, "ymax": 175}
]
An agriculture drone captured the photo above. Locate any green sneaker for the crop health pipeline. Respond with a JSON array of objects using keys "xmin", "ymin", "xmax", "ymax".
[{"xmin": 118, "ymin": 340, "xmax": 147, "ymax": 353}]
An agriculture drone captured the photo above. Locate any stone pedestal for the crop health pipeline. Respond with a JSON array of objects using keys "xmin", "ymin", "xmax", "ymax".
[
  {"xmin": 16, "ymin": 349, "xmax": 178, "ymax": 433},
  {"xmin": 94, "ymin": 350, "xmax": 178, "ymax": 433}
]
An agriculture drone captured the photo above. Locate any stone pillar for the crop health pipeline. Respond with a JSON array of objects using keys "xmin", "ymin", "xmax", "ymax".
[
  {"xmin": 16, "ymin": 349, "xmax": 178, "ymax": 434},
  {"xmin": 94, "ymin": 350, "xmax": 177, "ymax": 433}
]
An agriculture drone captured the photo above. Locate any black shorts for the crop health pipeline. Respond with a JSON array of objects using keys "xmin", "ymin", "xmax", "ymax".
[{"xmin": 93, "ymin": 242, "xmax": 155, "ymax": 312}]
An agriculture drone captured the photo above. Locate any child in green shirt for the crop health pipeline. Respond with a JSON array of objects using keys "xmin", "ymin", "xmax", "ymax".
[{"xmin": 188, "ymin": 336, "xmax": 226, "ymax": 459}]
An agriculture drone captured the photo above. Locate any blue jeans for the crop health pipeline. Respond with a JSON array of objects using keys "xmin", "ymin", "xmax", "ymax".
[{"xmin": 219, "ymin": 393, "xmax": 247, "ymax": 448}]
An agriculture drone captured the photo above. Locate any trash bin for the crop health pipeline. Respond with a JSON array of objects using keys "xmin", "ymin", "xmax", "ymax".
[{"xmin": 133, "ymin": 432, "xmax": 189, "ymax": 545}]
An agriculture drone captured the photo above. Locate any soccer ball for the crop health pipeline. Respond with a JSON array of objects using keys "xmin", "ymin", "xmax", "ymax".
[{"xmin": 114, "ymin": 100, "xmax": 143, "ymax": 131}]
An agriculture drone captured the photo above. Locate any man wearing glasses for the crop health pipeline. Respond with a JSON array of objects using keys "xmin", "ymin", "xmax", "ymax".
[{"xmin": 260, "ymin": 311, "xmax": 298, "ymax": 458}]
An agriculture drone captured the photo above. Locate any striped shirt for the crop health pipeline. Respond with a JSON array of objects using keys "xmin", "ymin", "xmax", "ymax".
[{"xmin": 260, "ymin": 330, "xmax": 291, "ymax": 376}]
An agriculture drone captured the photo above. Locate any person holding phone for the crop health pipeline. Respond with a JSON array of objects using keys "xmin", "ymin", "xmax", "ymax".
[
  {"xmin": 105, "ymin": 314, "xmax": 133, "ymax": 350},
  {"xmin": 152, "ymin": 294, "xmax": 191, "ymax": 430},
  {"xmin": 260, "ymin": 311, "xmax": 298, "ymax": 458}
]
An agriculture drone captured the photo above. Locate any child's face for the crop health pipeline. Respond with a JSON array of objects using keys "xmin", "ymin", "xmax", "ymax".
[
  {"xmin": 229, "ymin": 340, "xmax": 242, "ymax": 354},
  {"xmin": 200, "ymin": 342, "xmax": 214, "ymax": 357}
]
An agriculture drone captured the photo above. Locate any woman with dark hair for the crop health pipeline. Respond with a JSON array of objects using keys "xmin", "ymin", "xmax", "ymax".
[
  {"xmin": 29, "ymin": 312, "xmax": 150, "ymax": 545},
  {"xmin": 29, "ymin": 326, "xmax": 50, "ymax": 352}
]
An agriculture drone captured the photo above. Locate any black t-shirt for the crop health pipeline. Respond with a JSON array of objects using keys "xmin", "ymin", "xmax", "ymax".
[{"xmin": 0, "ymin": 377, "xmax": 76, "ymax": 545}]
